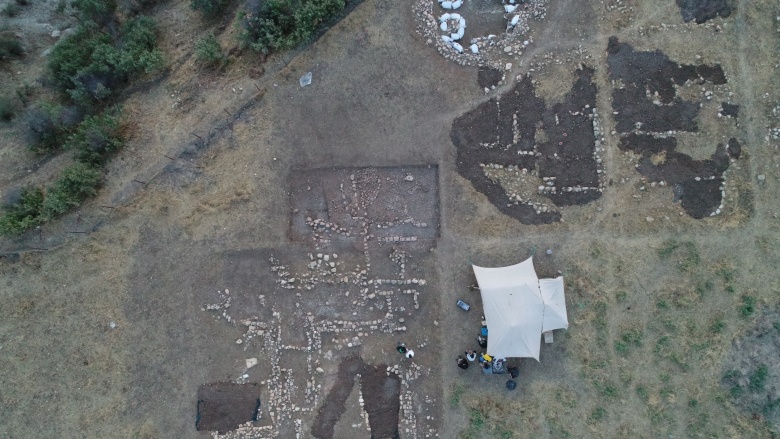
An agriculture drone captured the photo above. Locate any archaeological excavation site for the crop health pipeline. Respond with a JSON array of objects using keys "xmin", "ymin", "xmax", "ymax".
[{"xmin": 1, "ymin": 0, "xmax": 780, "ymax": 438}]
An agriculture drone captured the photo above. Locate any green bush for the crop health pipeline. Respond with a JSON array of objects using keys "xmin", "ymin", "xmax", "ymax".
[
  {"xmin": 240, "ymin": 0, "xmax": 345, "ymax": 54},
  {"xmin": 41, "ymin": 163, "xmax": 102, "ymax": 220},
  {"xmin": 72, "ymin": 0, "xmax": 116, "ymax": 23},
  {"xmin": 2, "ymin": 3, "xmax": 21, "ymax": 17},
  {"xmin": 740, "ymin": 295, "xmax": 756, "ymax": 317},
  {"xmin": 0, "ymin": 97, "xmax": 15, "ymax": 121},
  {"xmin": 117, "ymin": 16, "xmax": 164, "ymax": 74},
  {"xmin": 195, "ymin": 33, "xmax": 225, "ymax": 68},
  {"xmin": 749, "ymin": 365, "xmax": 769, "ymax": 392},
  {"xmin": 48, "ymin": 23, "xmax": 112, "ymax": 95},
  {"xmin": 0, "ymin": 186, "xmax": 45, "ymax": 236},
  {"xmin": 191, "ymin": 0, "xmax": 226, "ymax": 17},
  {"xmin": 48, "ymin": 18, "xmax": 162, "ymax": 105},
  {"xmin": 0, "ymin": 34, "xmax": 24, "ymax": 60},
  {"xmin": 26, "ymin": 103, "xmax": 66, "ymax": 153},
  {"xmin": 65, "ymin": 109, "xmax": 123, "ymax": 165}
]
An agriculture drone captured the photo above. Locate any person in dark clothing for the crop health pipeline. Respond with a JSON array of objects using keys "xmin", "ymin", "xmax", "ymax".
[
  {"xmin": 397, "ymin": 342, "xmax": 407, "ymax": 354},
  {"xmin": 457, "ymin": 356, "xmax": 469, "ymax": 369},
  {"xmin": 477, "ymin": 336, "xmax": 487, "ymax": 349}
]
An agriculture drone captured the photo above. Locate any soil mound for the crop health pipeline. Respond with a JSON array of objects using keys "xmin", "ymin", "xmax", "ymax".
[
  {"xmin": 677, "ymin": 0, "xmax": 732, "ymax": 24},
  {"xmin": 196, "ymin": 383, "xmax": 262, "ymax": 433}
]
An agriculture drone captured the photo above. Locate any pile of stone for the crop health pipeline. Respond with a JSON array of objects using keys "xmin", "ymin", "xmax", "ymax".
[{"xmin": 413, "ymin": 0, "xmax": 548, "ymax": 68}]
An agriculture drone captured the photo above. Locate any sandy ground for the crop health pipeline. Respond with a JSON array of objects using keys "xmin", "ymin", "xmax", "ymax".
[{"xmin": 2, "ymin": 0, "xmax": 780, "ymax": 438}]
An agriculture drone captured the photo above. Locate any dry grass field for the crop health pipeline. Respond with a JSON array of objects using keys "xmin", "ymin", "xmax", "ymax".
[{"xmin": 1, "ymin": 0, "xmax": 780, "ymax": 438}]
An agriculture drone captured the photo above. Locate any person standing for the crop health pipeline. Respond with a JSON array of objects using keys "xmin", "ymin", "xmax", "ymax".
[{"xmin": 457, "ymin": 356, "xmax": 469, "ymax": 369}]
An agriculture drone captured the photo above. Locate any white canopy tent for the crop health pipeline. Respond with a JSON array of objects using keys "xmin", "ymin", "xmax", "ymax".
[{"xmin": 472, "ymin": 257, "xmax": 568, "ymax": 361}]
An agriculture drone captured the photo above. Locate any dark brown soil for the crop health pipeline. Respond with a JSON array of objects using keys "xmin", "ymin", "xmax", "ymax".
[
  {"xmin": 607, "ymin": 37, "xmax": 726, "ymax": 133},
  {"xmin": 721, "ymin": 102, "xmax": 740, "ymax": 118},
  {"xmin": 451, "ymin": 66, "xmax": 600, "ymax": 224},
  {"xmin": 607, "ymin": 37, "xmax": 739, "ymax": 219},
  {"xmin": 195, "ymin": 382, "xmax": 261, "ymax": 433},
  {"xmin": 477, "ymin": 67, "xmax": 503, "ymax": 89},
  {"xmin": 312, "ymin": 356, "xmax": 400, "ymax": 439},
  {"xmin": 676, "ymin": 0, "xmax": 732, "ymax": 24}
]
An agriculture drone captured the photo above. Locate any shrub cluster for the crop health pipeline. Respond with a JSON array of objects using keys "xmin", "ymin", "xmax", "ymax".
[
  {"xmin": 0, "ymin": 186, "xmax": 45, "ymax": 236},
  {"xmin": 195, "ymin": 33, "xmax": 226, "ymax": 68},
  {"xmin": 191, "ymin": 0, "xmax": 228, "ymax": 18},
  {"xmin": 25, "ymin": 103, "xmax": 84, "ymax": 153},
  {"xmin": 65, "ymin": 110, "xmax": 123, "ymax": 166},
  {"xmin": 0, "ymin": 0, "xmax": 155, "ymax": 237},
  {"xmin": 1, "ymin": 109, "xmax": 122, "ymax": 235},
  {"xmin": 48, "ymin": 17, "xmax": 163, "ymax": 106},
  {"xmin": 0, "ymin": 97, "xmax": 15, "ymax": 121},
  {"xmin": 239, "ymin": 0, "xmax": 345, "ymax": 54},
  {"xmin": 0, "ymin": 164, "xmax": 103, "ymax": 236},
  {"xmin": 0, "ymin": 34, "xmax": 24, "ymax": 60}
]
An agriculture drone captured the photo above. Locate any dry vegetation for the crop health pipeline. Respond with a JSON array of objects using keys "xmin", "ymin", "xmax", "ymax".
[{"xmin": 1, "ymin": 0, "xmax": 780, "ymax": 438}]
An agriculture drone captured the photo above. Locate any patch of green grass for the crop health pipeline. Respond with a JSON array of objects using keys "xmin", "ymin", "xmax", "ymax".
[
  {"xmin": 450, "ymin": 384, "xmax": 464, "ymax": 407},
  {"xmin": 468, "ymin": 408, "xmax": 484, "ymax": 429},
  {"xmin": 593, "ymin": 301, "xmax": 608, "ymax": 331},
  {"xmin": 749, "ymin": 365, "xmax": 768, "ymax": 392},
  {"xmin": 656, "ymin": 299, "xmax": 669, "ymax": 310},
  {"xmin": 740, "ymin": 295, "xmax": 756, "ymax": 317},
  {"xmin": 0, "ymin": 97, "xmax": 15, "ymax": 121},
  {"xmin": 773, "ymin": 321, "xmax": 780, "ymax": 331},
  {"xmin": 716, "ymin": 267, "xmax": 735, "ymax": 283},
  {"xmin": 710, "ymin": 318, "xmax": 725, "ymax": 334},
  {"xmin": 588, "ymin": 407, "xmax": 606, "ymax": 423},
  {"xmin": 615, "ymin": 328, "xmax": 643, "ymax": 356},
  {"xmin": 658, "ymin": 240, "xmax": 681, "ymax": 258},
  {"xmin": 615, "ymin": 291, "xmax": 627, "ymax": 302},
  {"xmin": 636, "ymin": 385, "xmax": 649, "ymax": 402},
  {"xmin": 696, "ymin": 280, "xmax": 713, "ymax": 297},
  {"xmin": 658, "ymin": 240, "xmax": 700, "ymax": 271}
]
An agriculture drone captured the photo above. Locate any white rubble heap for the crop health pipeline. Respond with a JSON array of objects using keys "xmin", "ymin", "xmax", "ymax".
[
  {"xmin": 414, "ymin": 0, "xmax": 548, "ymax": 67},
  {"xmin": 202, "ymin": 169, "xmax": 439, "ymax": 439}
]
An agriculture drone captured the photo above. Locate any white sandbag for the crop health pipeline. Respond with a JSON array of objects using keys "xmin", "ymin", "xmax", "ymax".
[
  {"xmin": 509, "ymin": 0, "xmax": 515, "ymax": 3},
  {"xmin": 504, "ymin": 4, "xmax": 516, "ymax": 13},
  {"xmin": 459, "ymin": 18, "xmax": 466, "ymax": 29},
  {"xmin": 441, "ymin": 1, "xmax": 453, "ymax": 9},
  {"xmin": 451, "ymin": 32, "xmax": 460, "ymax": 41},
  {"xmin": 442, "ymin": 35, "xmax": 452, "ymax": 43},
  {"xmin": 440, "ymin": 13, "xmax": 451, "ymax": 21},
  {"xmin": 440, "ymin": 22, "xmax": 448, "ymax": 31},
  {"xmin": 452, "ymin": 0, "xmax": 462, "ymax": 8},
  {"xmin": 511, "ymin": 15, "xmax": 520, "ymax": 26},
  {"xmin": 451, "ymin": 13, "xmax": 461, "ymax": 20},
  {"xmin": 457, "ymin": 27, "xmax": 464, "ymax": 38},
  {"xmin": 452, "ymin": 42, "xmax": 463, "ymax": 53},
  {"xmin": 470, "ymin": 44, "xmax": 479, "ymax": 54}
]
